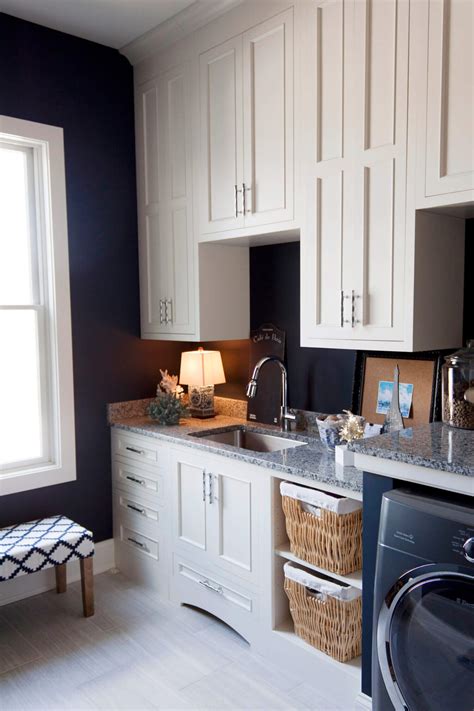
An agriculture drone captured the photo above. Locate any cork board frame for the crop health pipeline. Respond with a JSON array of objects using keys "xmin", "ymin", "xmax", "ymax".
[{"xmin": 351, "ymin": 351, "xmax": 444, "ymax": 427}]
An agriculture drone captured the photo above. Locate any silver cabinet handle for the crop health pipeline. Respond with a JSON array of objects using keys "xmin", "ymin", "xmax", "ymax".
[
  {"xmin": 127, "ymin": 537, "xmax": 148, "ymax": 552},
  {"xmin": 202, "ymin": 470, "xmax": 206, "ymax": 502},
  {"xmin": 208, "ymin": 472, "xmax": 213, "ymax": 504},
  {"xmin": 127, "ymin": 503, "xmax": 146, "ymax": 515},
  {"xmin": 199, "ymin": 579, "xmax": 223, "ymax": 595},
  {"xmin": 340, "ymin": 290, "xmax": 344, "ymax": 327},
  {"xmin": 125, "ymin": 475, "xmax": 145, "ymax": 486},
  {"xmin": 343, "ymin": 292, "xmax": 352, "ymax": 325},
  {"xmin": 351, "ymin": 290, "xmax": 361, "ymax": 327},
  {"xmin": 242, "ymin": 183, "xmax": 251, "ymax": 215},
  {"xmin": 159, "ymin": 299, "xmax": 164, "ymax": 324},
  {"xmin": 234, "ymin": 184, "xmax": 243, "ymax": 218},
  {"xmin": 164, "ymin": 298, "xmax": 173, "ymax": 325},
  {"xmin": 125, "ymin": 446, "xmax": 145, "ymax": 455}
]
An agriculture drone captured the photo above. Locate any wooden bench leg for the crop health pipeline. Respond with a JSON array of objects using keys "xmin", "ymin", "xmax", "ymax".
[
  {"xmin": 55, "ymin": 563, "xmax": 67, "ymax": 593},
  {"xmin": 80, "ymin": 557, "xmax": 94, "ymax": 617}
]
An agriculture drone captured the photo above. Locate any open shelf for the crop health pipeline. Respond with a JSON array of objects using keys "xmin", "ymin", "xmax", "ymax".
[
  {"xmin": 275, "ymin": 543, "xmax": 363, "ymax": 590},
  {"xmin": 273, "ymin": 619, "xmax": 362, "ymax": 679}
]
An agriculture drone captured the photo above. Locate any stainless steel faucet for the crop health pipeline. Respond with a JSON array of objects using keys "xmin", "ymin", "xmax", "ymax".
[{"xmin": 246, "ymin": 356, "xmax": 296, "ymax": 432}]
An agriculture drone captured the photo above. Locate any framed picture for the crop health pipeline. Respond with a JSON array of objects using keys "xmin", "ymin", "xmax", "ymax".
[{"xmin": 351, "ymin": 351, "xmax": 446, "ymax": 427}]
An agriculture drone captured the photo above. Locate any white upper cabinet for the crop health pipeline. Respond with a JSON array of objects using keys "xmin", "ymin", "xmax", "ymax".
[
  {"xmin": 199, "ymin": 36, "xmax": 244, "ymax": 234},
  {"xmin": 301, "ymin": 0, "xmax": 465, "ymax": 351},
  {"xmin": 199, "ymin": 8, "xmax": 294, "ymax": 239},
  {"xmin": 137, "ymin": 65, "xmax": 195, "ymax": 338},
  {"xmin": 135, "ymin": 56, "xmax": 250, "ymax": 342},
  {"xmin": 413, "ymin": 0, "xmax": 474, "ymax": 208}
]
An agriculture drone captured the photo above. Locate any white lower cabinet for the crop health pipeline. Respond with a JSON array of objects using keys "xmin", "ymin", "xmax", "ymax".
[{"xmin": 112, "ymin": 431, "xmax": 362, "ymax": 705}]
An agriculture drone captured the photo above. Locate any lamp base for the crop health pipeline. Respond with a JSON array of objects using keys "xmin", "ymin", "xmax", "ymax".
[{"xmin": 188, "ymin": 385, "xmax": 216, "ymax": 418}]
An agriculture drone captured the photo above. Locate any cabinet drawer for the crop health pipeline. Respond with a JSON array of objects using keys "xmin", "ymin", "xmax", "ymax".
[
  {"xmin": 112, "ymin": 459, "xmax": 163, "ymax": 499},
  {"xmin": 171, "ymin": 555, "xmax": 258, "ymax": 644},
  {"xmin": 119, "ymin": 524, "xmax": 159, "ymax": 561},
  {"xmin": 175, "ymin": 559, "xmax": 253, "ymax": 613},
  {"xmin": 112, "ymin": 431, "xmax": 164, "ymax": 465},
  {"xmin": 113, "ymin": 489, "xmax": 161, "ymax": 529}
]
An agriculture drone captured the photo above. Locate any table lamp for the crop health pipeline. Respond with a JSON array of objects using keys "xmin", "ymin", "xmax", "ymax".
[{"xmin": 179, "ymin": 347, "xmax": 226, "ymax": 418}]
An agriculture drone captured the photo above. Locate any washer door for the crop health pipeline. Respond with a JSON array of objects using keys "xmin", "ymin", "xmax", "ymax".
[{"xmin": 378, "ymin": 564, "xmax": 474, "ymax": 711}]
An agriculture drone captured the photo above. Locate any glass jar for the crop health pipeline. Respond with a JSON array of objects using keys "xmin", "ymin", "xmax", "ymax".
[{"xmin": 442, "ymin": 340, "xmax": 474, "ymax": 429}]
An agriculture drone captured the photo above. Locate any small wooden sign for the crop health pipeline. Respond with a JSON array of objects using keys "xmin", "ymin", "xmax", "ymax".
[{"xmin": 247, "ymin": 323, "xmax": 286, "ymax": 426}]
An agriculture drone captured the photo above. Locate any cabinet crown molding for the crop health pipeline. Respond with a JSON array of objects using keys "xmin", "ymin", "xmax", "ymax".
[{"xmin": 120, "ymin": 0, "xmax": 244, "ymax": 65}]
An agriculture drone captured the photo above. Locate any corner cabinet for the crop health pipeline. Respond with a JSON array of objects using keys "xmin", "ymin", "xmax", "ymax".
[
  {"xmin": 300, "ymin": 0, "xmax": 466, "ymax": 352},
  {"xmin": 199, "ymin": 8, "xmax": 294, "ymax": 239},
  {"xmin": 135, "ymin": 59, "xmax": 249, "ymax": 341}
]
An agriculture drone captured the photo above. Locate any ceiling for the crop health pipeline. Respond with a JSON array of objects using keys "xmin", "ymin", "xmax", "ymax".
[{"xmin": 0, "ymin": 0, "xmax": 196, "ymax": 49}]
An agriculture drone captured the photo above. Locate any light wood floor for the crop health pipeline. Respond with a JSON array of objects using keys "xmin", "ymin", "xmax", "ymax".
[{"xmin": 0, "ymin": 571, "xmax": 347, "ymax": 711}]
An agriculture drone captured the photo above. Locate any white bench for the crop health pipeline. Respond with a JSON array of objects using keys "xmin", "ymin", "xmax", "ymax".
[{"xmin": 0, "ymin": 515, "xmax": 95, "ymax": 616}]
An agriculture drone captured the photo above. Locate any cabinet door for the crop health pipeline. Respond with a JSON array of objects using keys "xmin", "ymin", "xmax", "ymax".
[
  {"xmin": 171, "ymin": 452, "xmax": 207, "ymax": 555},
  {"xmin": 136, "ymin": 80, "xmax": 170, "ymax": 335},
  {"xmin": 300, "ymin": 0, "xmax": 355, "ymax": 342},
  {"xmin": 350, "ymin": 0, "xmax": 409, "ymax": 342},
  {"xmin": 242, "ymin": 8, "xmax": 294, "ymax": 228},
  {"xmin": 425, "ymin": 0, "xmax": 474, "ymax": 198},
  {"xmin": 199, "ymin": 37, "xmax": 244, "ymax": 234},
  {"xmin": 206, "ymin": 459, "xmax": 260, "ymax": 586},
  {"xmin": 159, "ymin": 65, "xmax": 195, "ymax": 335}
]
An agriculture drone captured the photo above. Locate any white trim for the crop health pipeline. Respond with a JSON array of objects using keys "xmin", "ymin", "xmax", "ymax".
[
  {"xmin": 120, "ymin": 0, "xmax": 244, "ymax": 65},
  {"xmin": 0, "ymin": 539, "xmax": 115, "ymax": 607},
  {"xmin": 354, "ymin": 692, "xmax": 372, "ymax": 710},
  {"xmin": 352, "ymin": 453, "xmax": 474, "ymax": 498},
  {"xmin": 0, "ymin": 115, "xmax": 76, "ymax": 496}
]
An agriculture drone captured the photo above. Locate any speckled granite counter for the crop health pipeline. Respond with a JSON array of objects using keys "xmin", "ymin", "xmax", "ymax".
[
  {"xmin": 111, "ymin": 415, "xmax": 363, "ymax": 498},
  {"xmin": 348, "ymin": 423, "xmax": 474, "ymax": 496}
]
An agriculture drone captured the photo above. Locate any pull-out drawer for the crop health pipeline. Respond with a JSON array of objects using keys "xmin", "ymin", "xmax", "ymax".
[
  {"xmin": 112, "ymin": 430, "xmax": 166, "ymax": 467},
  {"xmin": 171, "ymin": 555, "xmax": 258, "ymax": 644},
  {"xmin": 119, "ymin": 523, "xmax": 159, "ymax": 561},
  {"xmin": 113, "ymin": 489, "xmax": 162, "ymax": 543},
  {"xmin": 112, "ymin": 459, "xmax": 164, "ymax": 501}
]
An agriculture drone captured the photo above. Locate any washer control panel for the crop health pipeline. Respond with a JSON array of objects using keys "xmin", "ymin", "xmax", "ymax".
[{"xmin": 463, "ymin": 537, "xmax": 474, "ymax": 563}]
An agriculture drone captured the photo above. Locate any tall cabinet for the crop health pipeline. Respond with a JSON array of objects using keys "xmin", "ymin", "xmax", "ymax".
[
  {"xmin": 135, "ymin": 53, "xmax": 250, "ymax": 341},
  {"xmin": 300, "ymin": 0, "xmax": 465, "ymax": 351}
]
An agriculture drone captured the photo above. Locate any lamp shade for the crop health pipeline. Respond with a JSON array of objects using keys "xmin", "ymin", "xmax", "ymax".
[{"xmin": 179, "ymin": 348, "xmax": 226, "ymax": 387}]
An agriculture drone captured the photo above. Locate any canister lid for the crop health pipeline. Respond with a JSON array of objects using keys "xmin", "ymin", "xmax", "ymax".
[{"xmin": 444, "ymin": 339, "xmax": 474, "ymax": 366}]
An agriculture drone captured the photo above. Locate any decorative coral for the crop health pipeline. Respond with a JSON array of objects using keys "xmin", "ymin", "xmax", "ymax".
[
  {"xmin": 157, "ymin": 369, "xmax": 184, "ymax": 399},
  {"xmin": 339, "ymin": 410, "xmax": 365, "ymax": 443}
]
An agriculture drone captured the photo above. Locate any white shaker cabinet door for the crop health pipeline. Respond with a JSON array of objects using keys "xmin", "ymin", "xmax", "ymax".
[
  {"xmin": 206, "ymin": 460, "xmax": 261, "ymax": 586},
  {"xmin": 199, "ymin": 36, "xmax": 245, "ymax": 234},
  {"xmin": 300, "ymin": 0, "xmax": 354, "ymax": 342},
  {"xmin": 171, "ymin": 453, "xmax": 207, "ymax": 555},
  {"xmin": 424, "ymin": 0, "xmax": 474, "ymax": 199},
  {"xmin": 350, "ymin": 0, "xmax": 409, "ymax": 342},
  {"xmin": 242, "ymin": 8, "xmax": 294, "ymax": 229}
]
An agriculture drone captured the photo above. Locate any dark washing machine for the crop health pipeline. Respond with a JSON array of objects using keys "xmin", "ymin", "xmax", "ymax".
[{"xmin": 372, "ymin": 488, "xmax": 474, "ymax": 711}]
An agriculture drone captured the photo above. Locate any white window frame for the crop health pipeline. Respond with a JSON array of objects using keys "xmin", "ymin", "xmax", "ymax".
[{"xmin": 0, "ymin": 115, "xmax": 76, "ymax": 496}]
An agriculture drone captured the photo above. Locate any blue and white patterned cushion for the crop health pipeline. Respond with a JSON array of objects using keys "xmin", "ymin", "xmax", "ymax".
[{"xmin": 0, "ymin": 515, "xmax": 94, "ymax": 581}]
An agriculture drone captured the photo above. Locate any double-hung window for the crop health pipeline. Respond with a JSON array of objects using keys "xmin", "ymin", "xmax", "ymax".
[{"xmin": 0, "ymin": 116, "xmax": 75, "ymax": 495}]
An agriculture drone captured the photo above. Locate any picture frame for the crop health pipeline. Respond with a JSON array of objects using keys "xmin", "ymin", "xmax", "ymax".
[{"xmin": 351, "ymin": 350, "xmax": 447, "ymax": 427}]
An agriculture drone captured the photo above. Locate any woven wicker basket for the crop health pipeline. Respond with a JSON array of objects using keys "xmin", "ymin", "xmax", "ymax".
[
  {"xmin": 282, "ymin": 495, "xmax": 362, "ymax": 575},
  {"xmin": 284, "ymin": 577, "xmax": 362, "ymax": 662}
]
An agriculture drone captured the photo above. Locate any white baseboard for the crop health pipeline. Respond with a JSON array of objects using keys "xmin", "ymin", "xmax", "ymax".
[
  {"xmin": 0, "ymin": 538, "xmax": 115, "ymax": 607},
  {"xmin": 354, "ymin": 692, "xmax": 372, "ymax": 710}
]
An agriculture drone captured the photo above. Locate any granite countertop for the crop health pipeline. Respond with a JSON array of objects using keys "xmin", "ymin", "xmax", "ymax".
[
  {"xmin": 111, "ymin": 415, "xmax": 363, "ymax": 496},
  {"xmin": 348, "ymin": 422, "xmax": 474, "ymax": 477}
]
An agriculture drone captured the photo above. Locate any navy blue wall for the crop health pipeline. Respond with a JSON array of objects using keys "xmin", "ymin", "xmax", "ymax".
[
  {"xmin": 0, "ymin": 13, "xmax": 184, "ymax": 540},
  {"xmin": 250, "ymin": 242, "xmax": 356, "ymax": 413}
]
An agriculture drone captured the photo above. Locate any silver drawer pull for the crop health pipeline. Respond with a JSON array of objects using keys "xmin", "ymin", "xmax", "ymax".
[
  {"xmin": 199, "ymin": 579, "xmax": 223, "ymax": 595},
  {"xmin": 127, "ymin": 503, "xmax": 146, "ymax": 515},
  {"xmin": 125, "ymin": 475, "xmax": 145, "ymax": 486},
  {"xmin": 127, "ymin": 536, "xmax": 148, "ymax": 552},
  {"xmin": 125, "ymin": 446, "xmax": 145, "ymax": 455}
]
